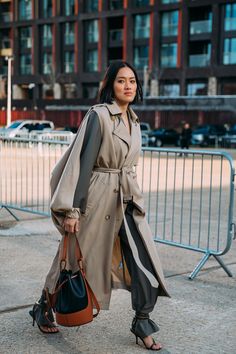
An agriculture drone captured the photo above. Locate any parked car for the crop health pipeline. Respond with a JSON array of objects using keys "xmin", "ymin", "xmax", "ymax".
[
  {"xmin": 148, "ymin": 128, "xmax": 180, "ymax": 147},
  {"xmin": 141, "ymin": 132, "xmax": 149, "ymax": 147},
  {"xmin": 140, "ymin": 122, "xmax": 152, "ymax": 133},
  {"xmin": 140, "ymin": 122, "xmax": 153, "ymax": 146},
  {"xmin": 0, "ymin": 120, "xmax": 54, "ymax": 138},
  {"xmin": 219, "ymin": 125, "xmax": 236, "ymax": 148},
  {"xmin": 191, "ymin": 124, "xmax": 226, "ymax": 147}
]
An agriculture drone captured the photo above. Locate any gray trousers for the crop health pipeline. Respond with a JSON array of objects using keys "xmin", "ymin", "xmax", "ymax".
[{"xmin": 119, "ymin": 203, "xmax": 159, "ymax": 315}]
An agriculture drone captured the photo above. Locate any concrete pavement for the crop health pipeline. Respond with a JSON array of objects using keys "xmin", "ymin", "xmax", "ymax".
[{"xmin": 0, "ymin": 208, "xmax": 236, "ymax": 354}]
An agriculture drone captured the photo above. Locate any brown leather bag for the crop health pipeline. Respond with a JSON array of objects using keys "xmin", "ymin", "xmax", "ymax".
[{"xmin": 52, "ymin": 234, "xmax": 100, "ymax": 327}]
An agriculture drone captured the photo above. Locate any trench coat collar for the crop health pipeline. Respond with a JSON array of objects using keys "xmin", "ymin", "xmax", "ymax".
[{"xmin": 105, "ymin": 101, "xmax": 139, "ymax": 123}]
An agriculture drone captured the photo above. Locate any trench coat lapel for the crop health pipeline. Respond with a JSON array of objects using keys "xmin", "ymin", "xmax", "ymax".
[
  {"xmin": 105, "ymin": 101, "xmax": 131, "ymax": 148},
  {"xmin": 112, "ymin": 118, "xmax": 131, "ymax": 147}
]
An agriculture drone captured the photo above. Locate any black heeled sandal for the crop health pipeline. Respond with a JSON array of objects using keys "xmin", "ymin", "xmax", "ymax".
[
  {"xmin": 29, "ymin": 290, "xmax": 59, "ymax": 334},
  {"xmin": 130, "ymin": 314, "xmax": 162, "ymax": 351}
]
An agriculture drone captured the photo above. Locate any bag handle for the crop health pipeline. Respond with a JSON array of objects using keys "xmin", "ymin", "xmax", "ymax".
[
  {"xmin": 59, "ymin": 233, "xmax": 100, "ymax": 315},
  {"xmin": 60, "ymin": 233, "xmax": 83, "ymax": 270}
]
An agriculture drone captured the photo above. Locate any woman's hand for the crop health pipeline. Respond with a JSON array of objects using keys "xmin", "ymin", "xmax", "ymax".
[{"xmin": 63, "ymin": 217, "xmax": 80, "ymax": 233}]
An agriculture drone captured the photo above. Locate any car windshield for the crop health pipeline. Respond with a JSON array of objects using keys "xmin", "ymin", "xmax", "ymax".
[{"xmin": 7, "ymin": 121, "xmax": 22, "ymax": 129}]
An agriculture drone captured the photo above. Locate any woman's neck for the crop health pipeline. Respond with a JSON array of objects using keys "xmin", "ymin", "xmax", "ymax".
[{"xmin": 115, "ymin": 100, "xmax": 129, "ymax": 116}]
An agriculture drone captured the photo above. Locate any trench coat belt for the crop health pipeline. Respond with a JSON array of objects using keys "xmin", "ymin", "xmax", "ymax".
[
  {"xmin": 93, "ymin": 167, "xmax": 134, "ymax": 203},
  {"xmin": 94, "ymin": 167, "xmax": 159, "ymax": 288}
]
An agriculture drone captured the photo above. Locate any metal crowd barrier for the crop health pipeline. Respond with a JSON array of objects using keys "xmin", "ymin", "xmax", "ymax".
[
  {"xmin": 0, "ymin": 136, "xmax": 69, "ymax": 219},
  {"xmin": 138, "ymin": 147, "xmax": 235, "ymax": 279},
  {"xmin": 0, "ymin": 137, "xmax": 235, "ymax": 279}
]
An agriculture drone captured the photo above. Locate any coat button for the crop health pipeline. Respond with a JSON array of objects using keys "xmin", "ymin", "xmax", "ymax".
[
  {"xmin": 105, "ymin": 215, "xmax": 110, "ymax": 220},
  {"xmin": 113, "ymin": 188, "xmax": 119, "ymax": 193}
]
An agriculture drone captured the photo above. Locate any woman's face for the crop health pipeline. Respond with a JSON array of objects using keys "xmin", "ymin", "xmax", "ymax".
[{"xmin": 113, "ymin": 67, "xmax": 137, "ymax": 106}]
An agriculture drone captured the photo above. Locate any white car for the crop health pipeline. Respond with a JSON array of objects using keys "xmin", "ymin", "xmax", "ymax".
[{"xmin": 0, "ymin": 120, "xmax": 55, "ymax": 138}]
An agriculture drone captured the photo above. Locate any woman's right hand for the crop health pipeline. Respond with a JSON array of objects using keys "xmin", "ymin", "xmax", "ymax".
[{"xmin": 63, "ymin": 217, "xmax": 80, "ymax": 234}]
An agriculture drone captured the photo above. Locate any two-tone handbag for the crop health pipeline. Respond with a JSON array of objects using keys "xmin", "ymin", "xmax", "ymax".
[{"xmin": 53, "ymin": 233, "xmax": 100, "ymax": 327}]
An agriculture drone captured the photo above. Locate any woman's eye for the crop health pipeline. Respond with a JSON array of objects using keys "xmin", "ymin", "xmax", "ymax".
[{"xmin": 130, "ymin": 80, "xmax": 136, "ymax": 84}]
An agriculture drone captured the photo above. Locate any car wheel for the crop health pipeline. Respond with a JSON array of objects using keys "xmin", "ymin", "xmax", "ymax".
[{"xmin": 155, "ymin": 139, "xmax": 163, "ymax": 147}]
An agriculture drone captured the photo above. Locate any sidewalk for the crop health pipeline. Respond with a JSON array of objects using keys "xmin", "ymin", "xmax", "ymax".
[{"xmin": 0, "ymin": 210, "xmax": 236, "ymax": 354}]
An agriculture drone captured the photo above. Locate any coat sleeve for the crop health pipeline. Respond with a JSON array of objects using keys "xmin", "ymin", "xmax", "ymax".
[{"xmin": 66, "ymin": 110, "xmax": 102, "ymax": 218}]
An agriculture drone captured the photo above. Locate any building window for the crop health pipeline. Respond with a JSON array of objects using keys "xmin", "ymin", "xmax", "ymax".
[
  {"xmin": 162, "ymin": 0, "xmax": 179, "ymax": 3},
  {"xmin": 161, "ymin": 11, "xmax": 179, "ymax": 37},
  {"xmin": 220, "ymin": 80, "xmax": 236, "ymax": 95},
  {"xmin": 86, "ymin": 49, "xmax": 98, "ymax": 72},
  {"xmin": 83, "ymin": 83, "xmax": 99, "ymax": 98},
  {"xmin": 64, "ymin": 51, "xmax": 74, "ymax": 73},
  {"xmin": 19, "ymin": 0, "xmax": 32, "ymax": 20},
  {"xmin": 86, "ymin": 20, "xmax": 99, "ymax": 43},
  {"xmin": 19, "ymin": 27, "xmax": 32, "ymax": 49},
  {"xmin": 84, "ymin": 0, "xmax": 98, "ymax": 12},
  {"xmin": 42, "ymin": 25, "xmax": 52, "ymax": 47},
  {"xmin": 187, "ymin": 82, "xmax": 208, "ymax": 96},
  {"xmin": 42, "ymin": 53, "xmax": 52, "ymax": 74},
  {"xmin": 65, "ymin": 22, "xmax": 75, "ymax": 45},
  {"xmin": 134, "ymin": 45, "xmax": 149, "ymax": 69},
  {"xmin": 0, "ymin": 2, "xmax": 12, "ymax": 23},
  {"xmin": 0, "ymin": 32, "xmax": 11, "ymax": 50},
  {"xmin": 134, "ymin": 14, "xmax": 150, "ymax": 39},
  {"xmin": 189, "ymin": 41, "xmax": 211, "ymax": 67},
  {"xmin": 65, "ymin": 0, "xmax": 75, "ymax": 16},
  {"xmin": 41, "ymin": 0, "xmax": 52, "ymax": 18},
  {"xmin": 224, "ymin": 4, "xmax": 236, "ymax": 31},
  {"xmin": 223, "ymin": 38, "xmax": 236, "ymax": 65},
  {"xmin": 159, "ymin": 83, "xmax": 180, "ymax": 97},
  {"xmin": 109, "ymin": 0, "xmax": 123, "ymax": 10},
  {"xmin": 20, "ymin": 54, "xmax": 32, "ymax": 75},
  {"xmin": 134, "ymin": 0, "xmax": 150, "ymax": 7},
  {"xmin": 160, "ymin": 43, "xmax": 177, "ymax": 67}
]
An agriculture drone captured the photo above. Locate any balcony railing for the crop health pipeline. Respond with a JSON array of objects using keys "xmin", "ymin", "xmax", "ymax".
[
  {"xmin": 134, "ymin": 27, "xmax": 150, "ymax": 39},
  {"xmin": 135, "ymin": 0, "xmax": 150, "ymax": 7},
  {"xmin": 109, "ymin": 29, "xmax": 123, "ymax": 42},
  {"xmin": 134, "ymin": 57, "xmax": 149, "ymax": 69},
  {"xmin": 161, "ymin": 24, "xmax": 178, "ymax": 37},
  {"xmin": 87, "ymin": 32, "xmax": 98, "ymax": 43},
  {"xmin": 20, "ymin": 65, "xmax": 32, "ymax": 75},
  {"xmin": 86, "ymin": 61, "xmax": 98, "ymax": 72},
  {"xmin": 20, "ymin": 37, "xmax": 32, "ymax": 49},
  {"xmin": 42, "ymin": 64, "xmax": 52, "ymax": 74},
  {"xmin": 42, "ymin": 37, "xmax": 52, "ymax": 47},
  {"xmin": 223, "ymin": 52, "xmax": 236, "ymax": 65},
  {"xmin": 65, "ymin": 34, "xmax": 75, "ymax": 45},
  {"xmin": 65, "ymin": 63, "xmax": 74, "ymax": 73},
  {"xmin": 190, "ymin": 20, "xmax": 212, "ymax": 35},
  {"xmin": 162, "ymin": 0, "xmax": 180, "ymax": 3},
  {"xmin": 189, "ymin": 54, "xmax": 210, "ymax": 67},
  {"xmin": 160, "ymin": 55, "xmax": 177, "ymax": 67},
  {"xmin": 224, "ymin": 18, "xmax": 236, "ymax": 31},
  {"xmin": 1, "ymin": 11, "xmax": 12, "ymax": 22}
]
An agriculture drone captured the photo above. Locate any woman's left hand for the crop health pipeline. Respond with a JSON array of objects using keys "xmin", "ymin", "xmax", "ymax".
[{"xmin": 63, "ymin": 217, "xmax": 80, "ymax": 233}]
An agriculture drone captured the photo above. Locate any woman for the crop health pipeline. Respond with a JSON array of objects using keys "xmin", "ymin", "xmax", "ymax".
[{"xmin": 29, "ymin": 61, "xmax": 170, "ymax": 351}]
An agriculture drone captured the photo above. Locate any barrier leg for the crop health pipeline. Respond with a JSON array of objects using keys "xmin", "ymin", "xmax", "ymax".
[
  {"xmin": 213, "ymin": 255, "xmax": 233, "ymax": 277},
  {"xmin": 189, "ymin": 252, "xmax": 211, "ymax": 280},
  {"xmin": 0, "ymin": 206, "xmax": 20, "ymax": 221}
]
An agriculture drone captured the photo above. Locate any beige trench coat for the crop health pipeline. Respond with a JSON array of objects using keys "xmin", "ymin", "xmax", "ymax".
[{"xmin": 45, "ymin": 101, "xmax": 170, "ymax": 310}]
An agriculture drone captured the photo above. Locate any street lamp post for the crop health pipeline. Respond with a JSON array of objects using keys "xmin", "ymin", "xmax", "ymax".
[{"xmin": 5, "ymin": 56, "xmax": 13, "ymax": 127}]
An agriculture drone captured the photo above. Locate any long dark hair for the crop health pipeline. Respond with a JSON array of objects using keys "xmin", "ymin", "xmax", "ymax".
[{"xmin": 98, "ymin": 61, "xmax": 143, "ymax": 104}]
